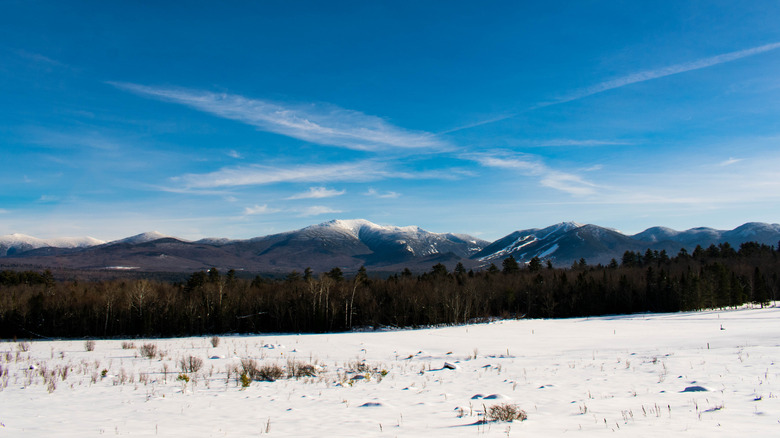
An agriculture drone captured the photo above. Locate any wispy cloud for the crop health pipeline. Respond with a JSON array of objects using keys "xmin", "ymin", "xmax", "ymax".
[
  {"xmin": 37, "ymin": 195, "xmax": 60, "ymax": 203},
  {"xmin": 437, "ymin": 113, "xmax": 518, "ymax": 135},
  {"xmin": 539, "ymin": 172, "xmax": 599, "ymax": 196},
  {"xmin": 172, "ymin": 162, "xmax": 379, "ymax": 190},
  {"xmin": 111, "ymin": 83, "xmax": 447, "ymax": 152},
  {"xmin": 533, "ymin": 139, "xmax": 632, "ymax": 147},
  {"xmin": 168, "ymin": 161, "xmax": 462, "ymax": 191},
  {"xmin": 287, "ymin": 186, "xmax": 346, "ymax": 200},
  {"xmin": 245, "ymin": 202, "xmax": 343, "ymax": 218},
  {"xmin": 472, "ymin": 155, "xmax": 545, "ymax": 173},
  {"xmin": 365, "ymin": 188, "xmax": 401, "ymax": 199},
  {"xmin": 546, "ymin": 42, "xmax": 780, "ymax": 106},
  {"xmin": 227, "ymin": 150, "xmax": 242, "ymax": 159},
  {"xmin": 153, "ymin": 185, "xmax": 237, "ymax": 196},
  {"xmin": 470, "ymin": 152, "xmax": 599, "ymax": 196},
  {"xmin": 243, "ymin": 204, "xmax": 280, "ymax": 215},
  {"xmin": 23, "ymin": 129, "xmax": 122, "ymax": 151},
  {"xmin": 719, "ymin": 157, "xmax": 743, "ymax": 166},
  {"xmin": 16, "ymin": 50, "xmax": 65, "ymax": 67},
  {"xmin": 298, "ymin": 205, "xmax": 342, "ymax": 217}
]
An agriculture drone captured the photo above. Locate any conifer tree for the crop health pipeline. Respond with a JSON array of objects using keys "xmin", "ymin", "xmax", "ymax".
[{"xmin": 502, "ymin": 255, "xmax": 520, "ymax": 274}]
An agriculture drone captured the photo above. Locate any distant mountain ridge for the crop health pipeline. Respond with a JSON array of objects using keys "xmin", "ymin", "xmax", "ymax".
[
  {"xmin": 478, "ymin": 222, "xmax": 780, "ymax": 267},
  {"xmin": 1, "ymin": 220, "xmax": 778, "ymax": 274},
  {"xmin": 0, "ymin": 233, "xmax": 106, "ymax": 256}
]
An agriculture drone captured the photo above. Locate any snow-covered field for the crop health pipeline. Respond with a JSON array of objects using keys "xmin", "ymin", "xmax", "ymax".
[{"xmin": 2, "ymin": 306, "xmax": 779, "ymax": 436}]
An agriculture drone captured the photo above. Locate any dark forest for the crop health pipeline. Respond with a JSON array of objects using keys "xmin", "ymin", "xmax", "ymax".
[{"xmin": 1, "ymin": 242, "xmax": 777, "ymax": 339}]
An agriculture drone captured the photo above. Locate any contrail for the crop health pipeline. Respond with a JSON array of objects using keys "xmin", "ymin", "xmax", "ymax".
[
  {"xmin": 542, "ymin": 41, "xmax": 780, "ymax": 106},
  {"xmin": 445, "ymin": 42, "xmax": 780, "ymax": 133}
]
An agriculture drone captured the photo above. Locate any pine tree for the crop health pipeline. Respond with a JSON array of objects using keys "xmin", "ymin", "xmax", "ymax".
[
  {"xmin": 326, "ymin": 267, "xmax": 344, "ymax": 282},
  {"xmin": 528, "ymin": 256, "xmax": 542, "ymax": 272},
  {"xmin": 431, "ymin": 263, "xmax": 448, "ymax": 277},
  {"xmin": 502, "ymin": 255, "xmax": 520, "ymax": 274}
]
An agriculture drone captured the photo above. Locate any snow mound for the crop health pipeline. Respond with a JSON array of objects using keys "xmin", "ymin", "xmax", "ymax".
[
  {"xmin": 681, "ymin": 385, "xmax": 708, "ymax": 392},
  {"xmin": 483, "ymin": 394, "xmax": 510, "ymax": 400}
]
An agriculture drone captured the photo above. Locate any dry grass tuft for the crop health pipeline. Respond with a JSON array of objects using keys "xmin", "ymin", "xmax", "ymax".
[
  {"xmin": 179, "ymin": 355, "xmax": 204, "ymax": 373},
  {"xmin": 240, "ymin": 358, "xmax": 259, "ymax": 380},
  {"xmin": 257, "ymin": 363, "xmax": 284, "ymax": 382},
  {"xmin": 287, "ymin": 359, "xmax": 317, "ymax": 378},
  {"xmin": 486, "ymin": 403, "xmax": 527, "ymax": 422},
  {"xmin": 139, "ymin": 343, "xmax": 158, "ymax": 359}
]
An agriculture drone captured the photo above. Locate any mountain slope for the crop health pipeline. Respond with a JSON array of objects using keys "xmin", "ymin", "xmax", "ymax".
[
  {"xmin": 1, "ymin": 220, "xmax": 486, "ymax": 273},
  {"xmin": 473, "ymin": 222, "xmax": 780, "ymax": 267},
  {"xmin": 222, "ymin": 219, "xmax": 488, "ymax": 272},
  {"xmin": 474, "ymin": 223, "xmax": 647, "ymax": 267},
  {"xmin": 473, "ymin": 222, "xmax": 582, "ymax": 262},
  {"xmin": 111, "ymin": 231, "xmax": 171, "ymax": 245},
  {"xmin": 1, "ymin": 221, "xmax": 778, "ymax": 274}
]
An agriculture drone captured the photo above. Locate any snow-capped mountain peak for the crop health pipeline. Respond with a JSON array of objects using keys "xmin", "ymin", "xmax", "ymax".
[
  {"xmin": 299, "ymin": 219, "xmax": 486, "ymax": 261},
  {"xmin": 321, "ymin": 219, "xmax": 380, "ymax": 238},
  {"xmin": 1, "ymin": 233, "xmax": 43, "ymax": 245},
  {"xmin": 0, "ymin": 233, "xmax": 105, "ymax": 248},
  {"xmin": 2, "ymin": 221, "xmax": 778, "ymax": 272},
  {"xmin": 0, "ymin": 233, "xmax": 106, "ymax": 256},
  {"xmin": 316, "ymin": 219, "xmax": 426, "ymax": 239},
  {"xmin": 112, "ymin": 231, "xmax": 171, "ymax": 245},
  {"xmin": 44, "ymin": 236, "xmax": 106, "ymax": 248},
  {"xmin": 556, "ymin": 221, "xmax": 584, "ymax": 231},
  {"xmin": 728, "ymin": 222, "xmax": 780, "ymax": 238}
]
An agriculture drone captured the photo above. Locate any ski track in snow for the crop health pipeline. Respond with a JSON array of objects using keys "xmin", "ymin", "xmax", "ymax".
[{"xmin": 2, "ymin": 305, "xmax": 780, "ymax": 436}]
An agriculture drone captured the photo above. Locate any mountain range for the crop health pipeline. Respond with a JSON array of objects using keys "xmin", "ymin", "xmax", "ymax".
[{"xmin": 1, "ymin": 219, "xmax": 778, "ymax": 275}]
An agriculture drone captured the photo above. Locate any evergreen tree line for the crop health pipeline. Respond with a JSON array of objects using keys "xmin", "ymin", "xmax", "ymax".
[{"xmin": 0, "ymin": 242, "xmax": 777, "ymax": 339}]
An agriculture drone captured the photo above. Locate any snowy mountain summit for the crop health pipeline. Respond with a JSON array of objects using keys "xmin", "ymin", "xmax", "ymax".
[
  {"xmin": 318, "ymin": 219, "xmax": 425, "ymax": 239},
  {"xmin": 476, "ymin": 221, "xmax": 780, "ymax": 267},
  {"xmin": 2, "ymin": 221, "xmax": 778, "ymax": 272},
  {"xmin": 0, "ymin": 233, "xmax": 105, "ymax": 256},
  {"xmin": 300, "ymin": 219, "xmax": 488, "ymax": 259},
  {"xmin": 112, "ymin": 231, "xmax": 171, "ymax": 245},
  {"xmin": 475, "ymin": 222, "xmax": 583, "ymax": 262}
]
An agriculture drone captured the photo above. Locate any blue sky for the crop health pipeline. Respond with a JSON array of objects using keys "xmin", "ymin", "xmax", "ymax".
[{"xmin": 2, "ymin": 1, "xmax": 780, "ymax": 241}]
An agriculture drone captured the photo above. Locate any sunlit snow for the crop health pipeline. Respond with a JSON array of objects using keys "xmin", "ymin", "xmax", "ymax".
[{"xmin": 2, "ymin": 305, "xmax": 779, "ymax": 436}]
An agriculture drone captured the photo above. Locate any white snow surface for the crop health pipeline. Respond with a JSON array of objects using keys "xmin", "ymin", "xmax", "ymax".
[
  {"xmin": 537, "ymin": 243, "xmax": 559, "ymax": 258},
  {"xmin": 2, "ymin": 306, "xmax": 780, "ymax": 436},
  {"xmin": 111, "ymin": 231, "xmax": 171, "ymax": 244},
  {"xmin": 318, "ymin": 219, "xmax": 428, "ymax": 239},
  {"xmin": 0, "ymin": 233, "xmax": 105, "ymax": 249}
]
